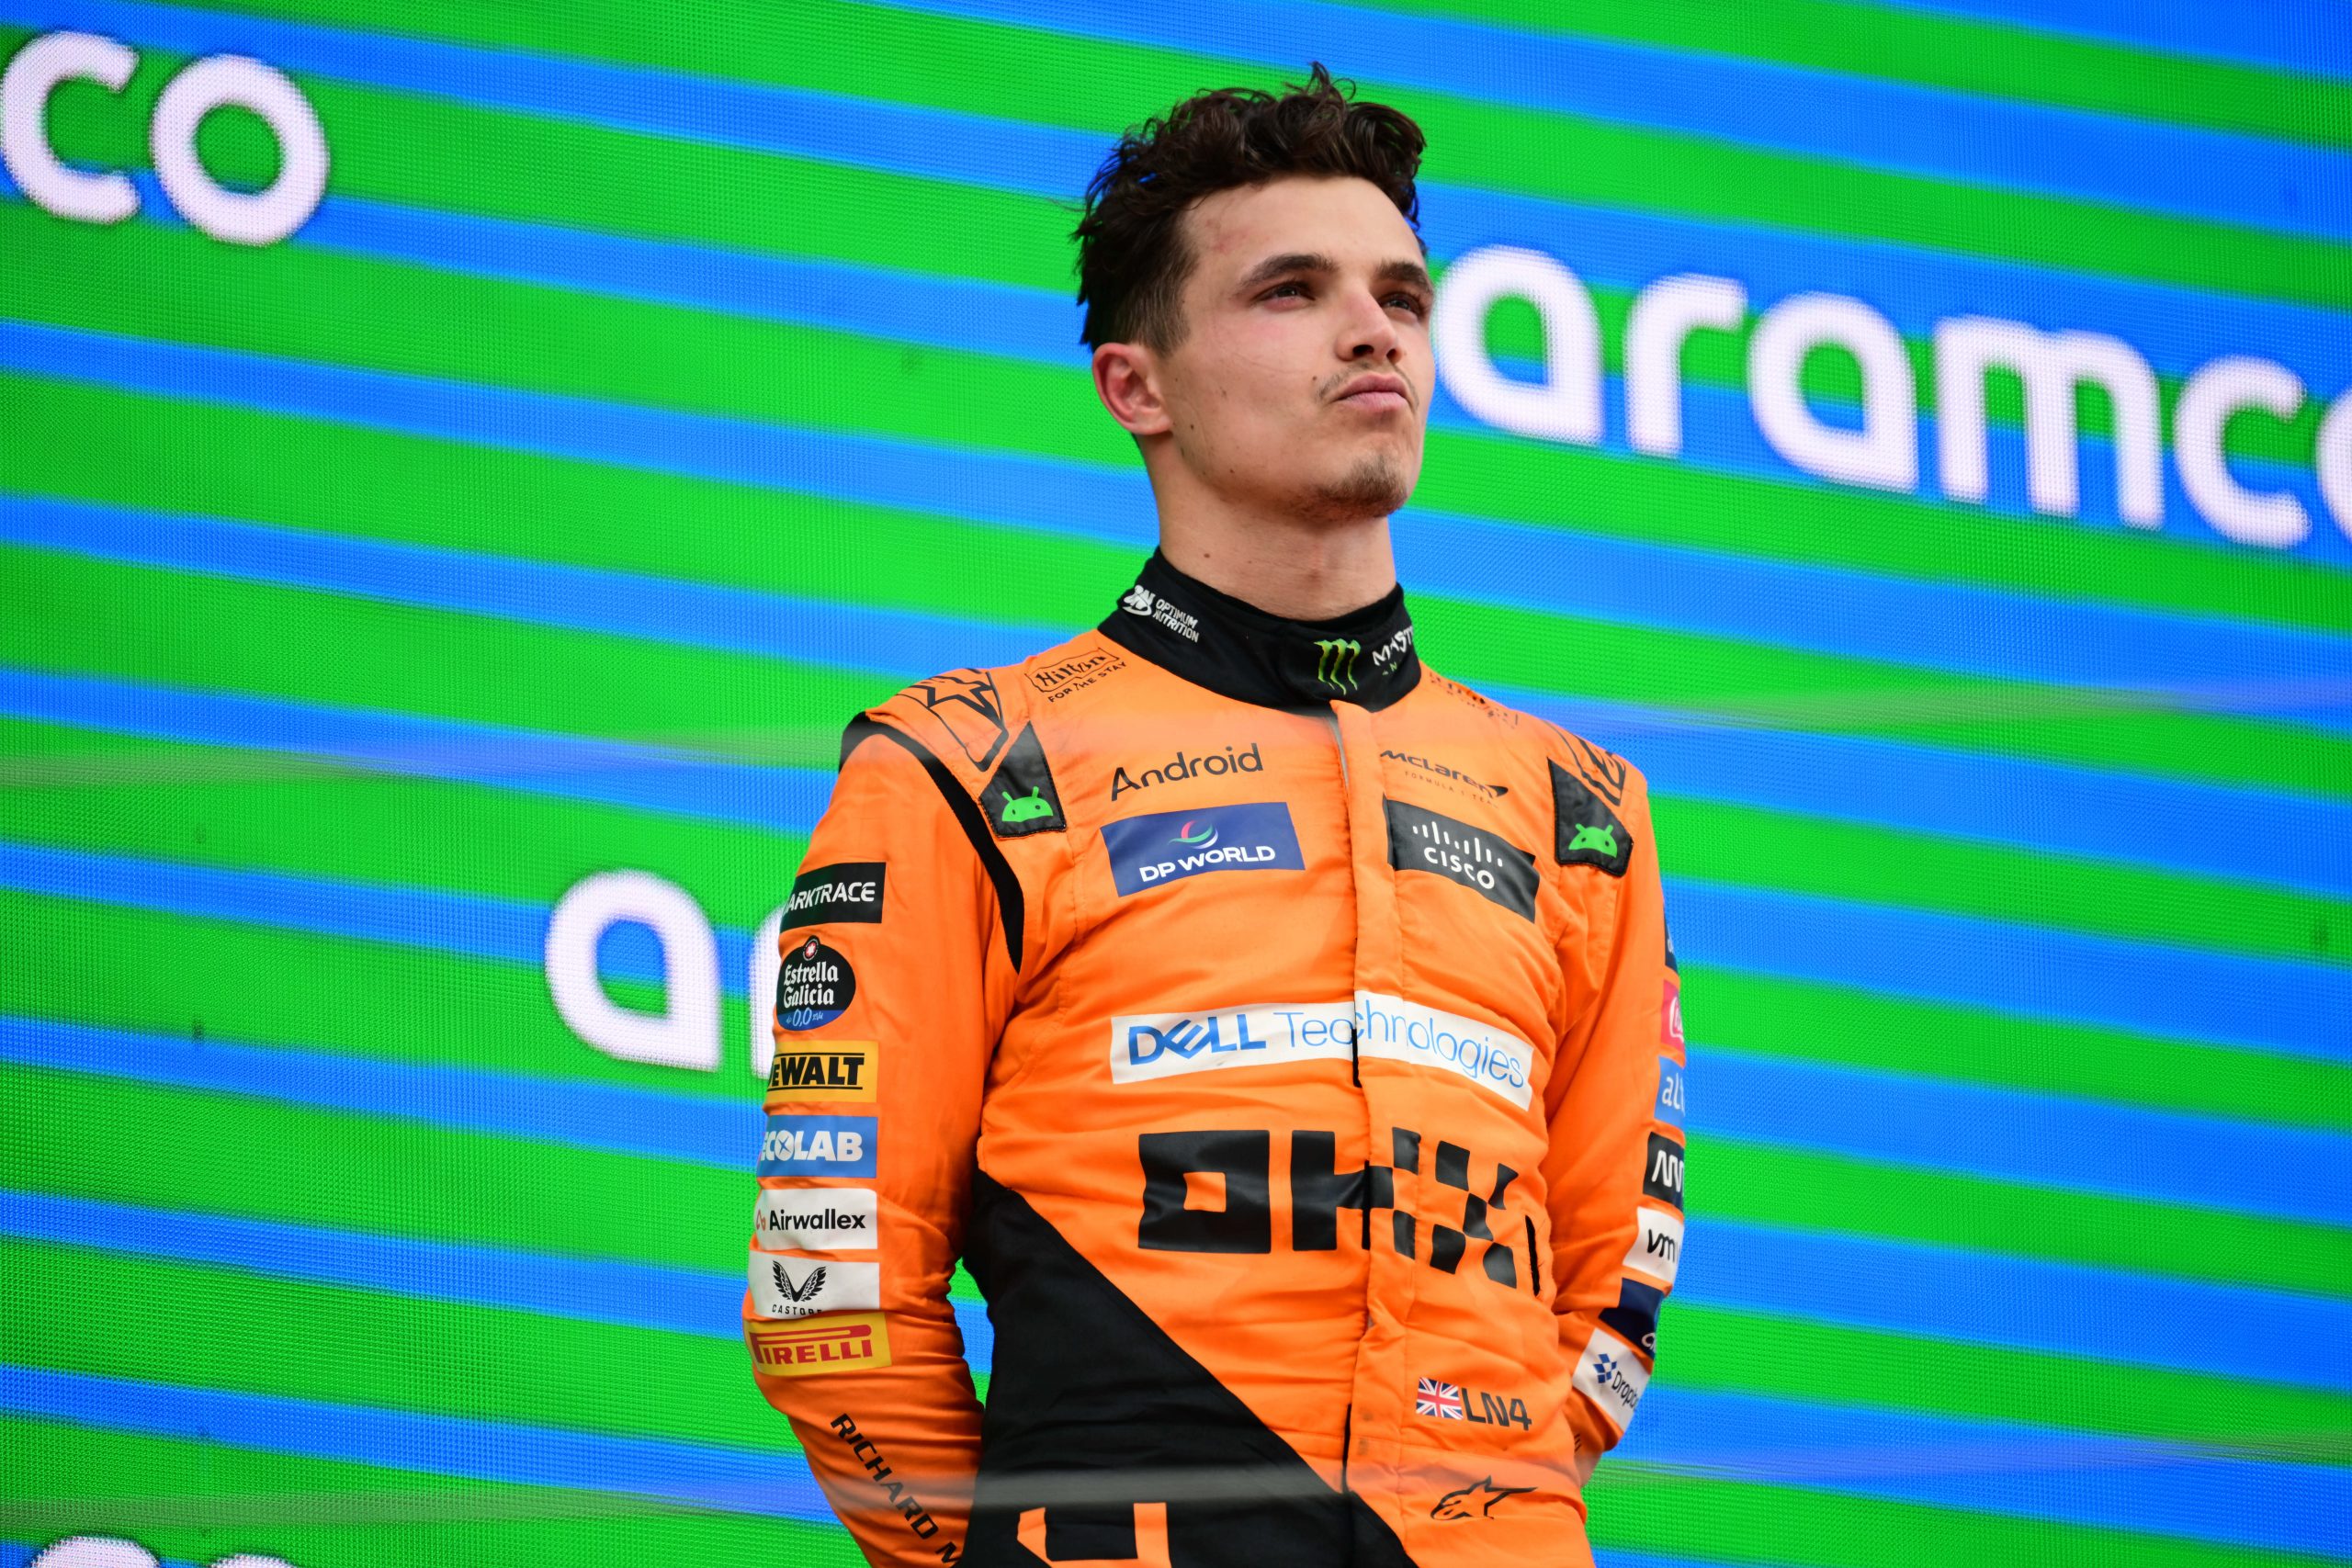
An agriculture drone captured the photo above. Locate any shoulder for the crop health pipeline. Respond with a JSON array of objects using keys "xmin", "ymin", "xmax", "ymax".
[{"xmin": 850, "ymin": 631, "xmax": 1127, "ymax": 839}]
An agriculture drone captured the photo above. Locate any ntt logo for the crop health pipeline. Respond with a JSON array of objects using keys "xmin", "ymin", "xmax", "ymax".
[{"xmin": 1432, "ymin": 246, "xmax": 2352, "ymax": 553}]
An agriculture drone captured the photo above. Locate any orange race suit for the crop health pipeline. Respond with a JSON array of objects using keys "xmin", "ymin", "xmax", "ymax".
[{"xmin": 745, "ymin": 552, "xmax": 1687, "ymax": 1567}]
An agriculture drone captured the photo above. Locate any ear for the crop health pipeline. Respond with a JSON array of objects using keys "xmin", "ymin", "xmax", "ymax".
[{"xmin": 1093, "ymin": 340, "xmax": 1172, "ymax": 437}]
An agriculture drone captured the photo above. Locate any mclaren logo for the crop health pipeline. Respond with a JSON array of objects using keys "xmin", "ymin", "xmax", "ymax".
[{"xmin": 1314, "ymin": 638, "xmax": 1362, "ymax": 692}]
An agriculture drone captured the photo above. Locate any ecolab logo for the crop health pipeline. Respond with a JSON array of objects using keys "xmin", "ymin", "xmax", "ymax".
[{"xmin": 1111, "ymin": 992, "xmax": 1536, "ymax": 1108}]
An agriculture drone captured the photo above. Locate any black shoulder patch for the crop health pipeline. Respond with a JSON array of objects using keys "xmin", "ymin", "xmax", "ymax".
[
  {"xmin": 980, "ymin": 722, "xmax": 1066, "ymax": 838},
  {"xmin": 1550, "ymin": 760, "xmax": 1633, "ymax": 877}
]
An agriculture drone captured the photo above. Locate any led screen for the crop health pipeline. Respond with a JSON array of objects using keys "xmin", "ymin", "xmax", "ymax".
[{"xmin": 3, "ymin": 3, "xmax": 2348, "ymax": 1566}]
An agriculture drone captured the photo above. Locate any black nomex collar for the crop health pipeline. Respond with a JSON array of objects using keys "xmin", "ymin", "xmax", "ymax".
[{"xmin": 1098, "ymin": 550, "xmax": 1422, "ymax": 713}]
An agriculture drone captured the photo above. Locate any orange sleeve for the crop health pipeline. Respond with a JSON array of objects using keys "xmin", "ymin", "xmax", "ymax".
[
  {"xmin": 1538, "ymin": 757, "xmax": 1684, "ymax": 1469},
  {"xmin": 744, "ymin": 713, "xmax": 1018, "ymax": 1565}
]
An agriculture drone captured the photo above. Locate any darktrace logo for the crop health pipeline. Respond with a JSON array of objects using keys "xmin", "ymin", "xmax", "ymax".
[
  {"xmin": 784, "ymin": 862, "xmax": 886, "ymax": 927},
  {"xmin": 1110, "ymin": 740, "xmax": 1264, "ymax": 800},
  {"xmin": 1431, "ymin": 1476, "xmax": 1533, "ymax": 1521},
  {"xmin": 1101, "ymin": 802, "xmax": 1304, "ymax": 896},
  {"xmin": 1313, "ymin": 637, "xmax": 1362, "ymax": 692}
]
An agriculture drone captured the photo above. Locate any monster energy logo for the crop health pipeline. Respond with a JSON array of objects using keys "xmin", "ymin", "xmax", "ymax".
[{"xmin": 1314, "ymin": 638, "xmax": 1363, "ymax": 692}]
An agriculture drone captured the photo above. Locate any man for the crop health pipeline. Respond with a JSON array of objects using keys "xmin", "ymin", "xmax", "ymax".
[{"xmin": 747, "ymin": 66, "xmax": 1685, "ymax": 1567}]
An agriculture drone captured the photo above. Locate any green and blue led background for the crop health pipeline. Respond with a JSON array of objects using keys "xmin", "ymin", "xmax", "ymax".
[{"xmin": 3, "ymin": 1, "xmax": 2349, "ymax": 1564}]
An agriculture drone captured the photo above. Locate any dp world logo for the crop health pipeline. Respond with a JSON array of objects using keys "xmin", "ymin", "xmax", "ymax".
[
  {"xmin": 1171, "ymin": 818, "xmax": 1219, "ymax": 850},
  {"xmin": 1314, "ymin": 638, "xmax": 1362, "ymax": 692}
]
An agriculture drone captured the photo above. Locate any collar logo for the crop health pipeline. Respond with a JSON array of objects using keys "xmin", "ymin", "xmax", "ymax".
[
  {"xmin": 1121, "ymin": 585, "xmax": 1156, "ymax": 615},
  {"xmin": 1314, "ymin": 637, "xmax": 1363, "ymax": 692}
]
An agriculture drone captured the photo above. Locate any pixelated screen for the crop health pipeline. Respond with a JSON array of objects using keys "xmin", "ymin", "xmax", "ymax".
[{"xmin": 3, "ymin": 2, "xmax": 2348, "ymax": 1565}]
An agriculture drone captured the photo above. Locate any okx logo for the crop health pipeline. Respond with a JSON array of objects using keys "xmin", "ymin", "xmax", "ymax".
[
  {"xmin": 1102, "ymin": 802, "xmax": 1304, "ymax": 896},
  {"xmin": 1314, "ymin": 637, "xmax": 1362, "ymax": 692}
]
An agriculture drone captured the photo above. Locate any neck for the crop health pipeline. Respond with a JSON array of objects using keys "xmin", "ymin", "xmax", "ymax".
[{"xmin": 1152, "ymin": 483, "xmax": 1399, "ymax": 622}]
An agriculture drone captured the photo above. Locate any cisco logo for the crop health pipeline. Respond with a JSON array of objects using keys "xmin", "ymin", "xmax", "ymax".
[{"xmin": 2, "ymin": 30, "xmax": 328, "ymax": 244}]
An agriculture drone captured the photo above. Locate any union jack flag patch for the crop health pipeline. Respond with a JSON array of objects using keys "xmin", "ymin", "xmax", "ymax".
[{"xmin": 1416, "ymin": 1378, "xmax": 1464, "ymax": 1419}]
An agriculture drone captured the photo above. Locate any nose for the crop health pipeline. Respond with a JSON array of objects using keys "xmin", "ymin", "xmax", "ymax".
[{"xmin": 1340, "ymin": 285, "xmax": 1403, "ymax": 363}]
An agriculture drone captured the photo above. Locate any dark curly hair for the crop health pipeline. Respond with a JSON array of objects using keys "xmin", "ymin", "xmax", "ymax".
[{"xmin": 1074, "ymin": 63, "xmax": 1426, "ymax": 353}]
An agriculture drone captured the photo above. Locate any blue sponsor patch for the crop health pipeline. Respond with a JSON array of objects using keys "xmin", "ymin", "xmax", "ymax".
[
  {"xmin": 756, "ymin": 1114, "xmax": 876, "ymax": 1178},
  {"xmin": 1655, "ymin": 1056, "xmax": 1686, "ymax": 1129},
  {"xmin": 1102, "ymin": 802, "xmax": 1305, "ymax": 897}
]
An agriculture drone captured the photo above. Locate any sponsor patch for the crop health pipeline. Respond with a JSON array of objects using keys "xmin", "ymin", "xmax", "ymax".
[
  {"xmin": 766, "ymin": 1040, "xmax": 878, "ymax": 1106},
  {"xmin": 749, "ymin": 1252, "xmax": 881, "ymax": 1319},
  {"xmin": 1385, "ymin": 798, "xmax": 1539, "ymax": 919},
  {"xmin": 758, "ymin": 1113, "xmax": 876, "ymax": 1178},
  {"xmin": 1120, "ymin": 583, "xmax": 1201, "ymax": 643},
  {"xmin": 1661, "ymin": 974, "xmax": 1685, "ymax": 1055},
  {"xmin": 1102, "ymin": 802, "xmax": 1304, "ymax": 896},
  {"xmin": 1110, "ymin": 739, "xmax": 1264, "ymax": 801},
  {"xmin": 754, "ymin": 1186, "xmax": 878, "ymax": 1251},
  {"xmin": 1026, "ymin": 647, "xmax": 1126, "ymax": 703},
  {"xmin": 1655, "ymin": 1055, "xmax": 1686, "ymax": 1129},
  {"xmin": 783, "ymin": 862, "xmax": 886, "ymax": 928},
  {"xmin": 1572, "ymin": 1326, "xmax": 1650, "ymax": 1433},
  {"xmin": 1550, "ymin": 761, "xmax": 1633, "ymax": 877},
  {"xmin": 1430, "ymin": 1476, "xmax": 1533, "ymax": 1521},
  {"xmin": 775, "ymin": 935, "xmax": 856, "ymax": 1032},
  {"xmin": 1643, "ymin": 1131, "xmax": 1686, "ymax": 1211},
  {"xmin": 1383, "ymin": 749, "xmax": 1508, "ymax": 800},
  {"xmin": 1601, "ymin": 1276, "xmax": 1668, "ymax": 1356},
  {"xmin": 1109, "ymin": 992, "xmax": 1534, "ymax": 1109},
  {"xmin": 830, "ymin": 1414, "xmax": 952, "ymax": 1547},
  {"xmin": 980, "ymin": 722, "xmax": 1066, "ymax": 838},
  {"xmin": 1623, "ymin": 1206, "xmax": 1685, "ymax": 1287},
  {"xmin": 747, "ymin": 1312, "xmax": 892, "ymax": 1378}
]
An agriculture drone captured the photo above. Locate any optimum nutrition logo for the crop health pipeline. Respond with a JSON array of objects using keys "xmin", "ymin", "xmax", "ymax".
[{"xmin": 1314, "ymin": 638, "xmax": 1363, "ymax": 692}]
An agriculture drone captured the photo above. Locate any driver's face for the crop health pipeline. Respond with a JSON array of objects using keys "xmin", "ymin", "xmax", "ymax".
[{"xmin": 1155, "ymin": 175, "xmax": 1433, "ymax": 525}]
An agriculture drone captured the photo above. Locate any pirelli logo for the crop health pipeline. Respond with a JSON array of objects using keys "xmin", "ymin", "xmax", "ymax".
[
  {"xmin": 766, "ymin": 1041, "xmax": 878, "ymax": 1106},
  {"xmin": 747, "ymin": 1312, "xmax": 892, "ymax": 1379}
]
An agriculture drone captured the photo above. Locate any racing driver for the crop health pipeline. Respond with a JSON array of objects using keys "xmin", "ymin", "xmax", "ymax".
[{"xmin": 746, "ymin": 65, "xmax": 1687, "ymax": 1567}]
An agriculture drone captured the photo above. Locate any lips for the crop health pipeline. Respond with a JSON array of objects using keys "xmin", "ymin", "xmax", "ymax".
[{"xmin": 1336, "ymin": 374, "xmax": 1410, "ymax": 411}]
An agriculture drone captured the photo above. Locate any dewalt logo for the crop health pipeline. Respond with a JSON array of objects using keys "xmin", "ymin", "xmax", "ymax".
[{"xmin": 764, "ymin": 1040, "xmax": 878, "ymax": 1106}]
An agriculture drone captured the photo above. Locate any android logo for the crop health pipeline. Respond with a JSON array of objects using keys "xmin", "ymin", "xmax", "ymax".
[
  {"xmin": 1000, "ymin": 788, "xmax": 1055, "ymax": 825},
  {"xmin": 1568, "ymin": 823, "xmax": 1619, "ymax": 857}
]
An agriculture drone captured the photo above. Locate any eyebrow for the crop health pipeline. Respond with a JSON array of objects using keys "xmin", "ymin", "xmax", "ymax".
[{"xmin": 1237, "ymin": 251, "xmax": 1434, "ymax": 295}]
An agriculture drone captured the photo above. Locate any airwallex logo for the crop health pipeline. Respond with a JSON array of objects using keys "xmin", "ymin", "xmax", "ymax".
[{"xmin": 1102, "ymin": 802, "xmax": 1304, "ymax": 896}]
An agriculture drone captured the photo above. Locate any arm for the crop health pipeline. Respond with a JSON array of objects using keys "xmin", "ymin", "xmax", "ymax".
[
  {"xmin": 1539, "ymin": 758, "xmax": 1684, "ymax": 1480},
  {"xmin": 745, "ymin": 715, "xmax": 1017, "ymax": 1565}
]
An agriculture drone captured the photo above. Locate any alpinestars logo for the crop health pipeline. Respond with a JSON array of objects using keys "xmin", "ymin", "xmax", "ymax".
[{"xmin": 1314, "ymin": 638, "xmax": 1362, "ymax": 692}]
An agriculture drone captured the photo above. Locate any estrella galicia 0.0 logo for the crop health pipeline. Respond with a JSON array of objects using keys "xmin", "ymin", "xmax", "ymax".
[
  {"xmin": 1102, "ymin": 802, "xmax": 1305, "ymax": 896},
  {"xmin": 775, "ymin": 935, "xmax": 856, "ymax": 1031},
  {"xmin": 756, "ymin": 1113, "xmax": 876, "ymax": 1177}
]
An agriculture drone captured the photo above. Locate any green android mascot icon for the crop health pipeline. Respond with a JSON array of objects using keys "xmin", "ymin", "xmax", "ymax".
[
  {"xmin": 1568, "ymin": 823, "xmax": 1619, "ymax": 858},
  {"xmin": 1000, "ymin": 788, "xmax": 1055, "ymax": 826}
]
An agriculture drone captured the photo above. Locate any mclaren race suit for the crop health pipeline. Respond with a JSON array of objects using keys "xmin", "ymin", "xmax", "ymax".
[{"xmin": 746, "ymin": 553, "xmax": 1687, "ymax": 1567}]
